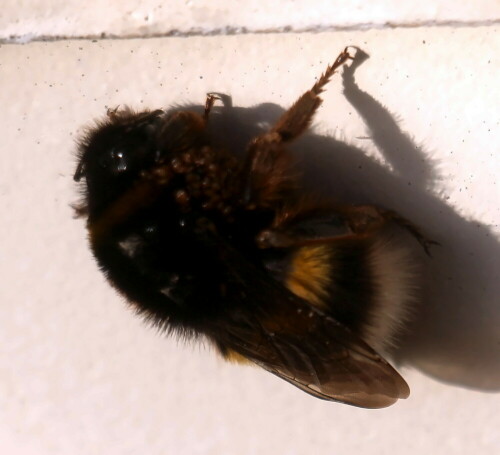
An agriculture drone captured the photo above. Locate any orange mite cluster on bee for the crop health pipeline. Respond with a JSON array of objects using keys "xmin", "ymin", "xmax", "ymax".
[
  {"xmin": 74, "ymin": 48, "xmax": 436, "ymax": 408},
  {"xmin": 167, "ymin": 146, "xmax": 239, "ymax": 215}
]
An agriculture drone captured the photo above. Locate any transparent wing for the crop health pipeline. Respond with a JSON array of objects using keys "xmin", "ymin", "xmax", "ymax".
[{"xmin": 216, "ymin": 299, "xmax": 409, "ymax": 408}]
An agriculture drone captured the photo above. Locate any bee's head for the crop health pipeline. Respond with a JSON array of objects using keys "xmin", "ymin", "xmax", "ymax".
[
  {"xmin": 74, "ymin": 106, "xmax": 233, "ymax": 222},
  {"xmin": 74, "ymin": 107, "xmax": 167, "ymax": 218}
]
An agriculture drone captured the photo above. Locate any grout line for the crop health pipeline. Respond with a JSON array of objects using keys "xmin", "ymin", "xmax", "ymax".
[{"xmin": 2, "ymin": 19, "xmax": 499, "ymax": 44}]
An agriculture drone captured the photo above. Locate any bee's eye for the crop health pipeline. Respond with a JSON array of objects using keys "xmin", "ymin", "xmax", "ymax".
[{"xmin": 100, "ymin": 147, "xmax": 128, "ymax": 174}]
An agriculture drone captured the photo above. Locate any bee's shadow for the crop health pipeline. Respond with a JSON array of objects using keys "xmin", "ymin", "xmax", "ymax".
[{"xmin": 178, "ymin": 54, "xmax": 500, "ymax": 392}]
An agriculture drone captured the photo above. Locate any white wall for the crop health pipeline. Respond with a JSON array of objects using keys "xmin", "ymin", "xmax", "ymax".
[{"xmin": 1, "ymin": 2, "xmax": 499, "ymax": 454}]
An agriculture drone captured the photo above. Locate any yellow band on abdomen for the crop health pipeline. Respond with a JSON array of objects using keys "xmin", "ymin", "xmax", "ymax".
[{"xmin": 284, "ymin": 245, "xmax": 332, "ymax": 309}]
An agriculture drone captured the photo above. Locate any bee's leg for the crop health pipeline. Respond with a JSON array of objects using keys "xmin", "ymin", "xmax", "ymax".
[
  {"xmin": 241, "ymin": 48, "xmax": 354, "ymax": 208},
  {"xmin": 257, "ymin": 204, "xmax": 438, "ymax": 256},
  {"xmin": 256, "ymin": 229, "xmax": 360, "ymax": 249},
  {"xmin": 337, "ymin": 205, "xmax": 439, "ymax": 256},
  {"xmin": 204, "ymin": 93, "xmax": 222, "ymax": 121},
  {"xmin": 270, "ymin": 47, "xmax": 354, "ymax": 142},
  {"xmin": 106, "ymin": 105, "xmax": 121, "ymax": 119}
]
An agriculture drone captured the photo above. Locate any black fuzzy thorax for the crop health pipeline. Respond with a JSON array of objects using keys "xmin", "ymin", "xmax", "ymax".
[{"xmin": 89, "ymin": 189, "xmax": 277, "ymax": 337}]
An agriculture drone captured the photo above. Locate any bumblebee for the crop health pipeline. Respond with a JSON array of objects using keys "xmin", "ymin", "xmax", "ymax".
[{"xmin": 74, "ymin": 48, "xmax": 435, "ymax": 408}]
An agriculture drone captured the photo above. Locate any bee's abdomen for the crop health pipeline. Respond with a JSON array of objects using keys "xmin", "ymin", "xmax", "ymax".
[
  {"xmin": 284, "ymin": 236, "xmax": 416, "ymax": 353},
  {"xmin": 362, "ymin": 237, "xmax": 416, "ymax": 352}
]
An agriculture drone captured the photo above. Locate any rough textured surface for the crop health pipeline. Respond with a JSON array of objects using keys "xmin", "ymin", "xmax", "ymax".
[
  {"xmin": 3, "ymin": 1, "xmax": 499, "ymax": 41},
  {"xmin": 1, "ymin": 9, "xmax": 499, "ymax": 455}
]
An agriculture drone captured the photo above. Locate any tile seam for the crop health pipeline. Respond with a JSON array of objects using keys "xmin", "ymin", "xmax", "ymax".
[{"xmin": 2, "ymin": 19, "xmax": 499, "ymax": 44}]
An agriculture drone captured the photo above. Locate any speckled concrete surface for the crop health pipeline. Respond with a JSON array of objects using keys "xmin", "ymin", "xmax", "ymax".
[
  {"xmin": 0, "ymin": 8, "xmax": 499, "ymax": 455},
  {"xmin": 3, "ymin": 0, "xmax": 499, "ymax": 41}
]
